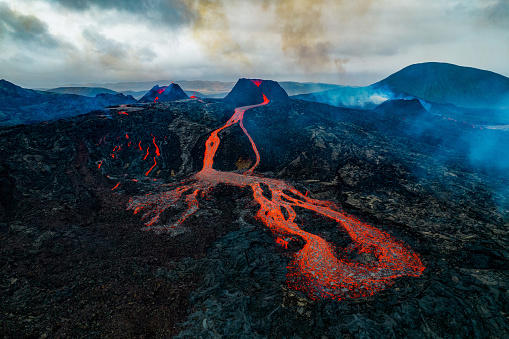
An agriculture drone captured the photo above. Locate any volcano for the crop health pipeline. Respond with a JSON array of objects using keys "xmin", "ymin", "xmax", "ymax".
[
  {"xmin": 224, "ymin": 78, "xmax": 289, "ymax": 106},
  {"xmin": 373, "ymin": 62, "xmax": 509, "ymax": 109},
  {"xmin": 138, "ymin": 83, "xmax": 189, "ymax": 103}
]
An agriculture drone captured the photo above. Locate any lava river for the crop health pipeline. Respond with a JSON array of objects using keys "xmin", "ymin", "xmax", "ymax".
[{"xmin": 126, "ymin": 82, "xmax": 425, "ymax": 301}]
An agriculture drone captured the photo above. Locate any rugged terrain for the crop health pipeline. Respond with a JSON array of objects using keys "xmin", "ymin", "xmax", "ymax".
[
  {"xmin": 0, "ymin": 80, "xmax": 136, "ymax": 127},
  {"xmin": 0, "ymin": 92, "xmax": 508, "ymax": 337}
]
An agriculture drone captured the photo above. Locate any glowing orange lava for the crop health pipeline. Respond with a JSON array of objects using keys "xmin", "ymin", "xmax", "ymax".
[
  {"xmin": 145, "ymin": 156, "xmax": 157, "ymax": 176},
  {"xmin": 126, "ymin": 81, "xmax": 425, "ymax": 301},
  {"xmin": 251, "ymin": 79, "xmax": 262, "ymax": 87},
  {"xmin": 276, "ymin": 237, "xmax": 289, "ymax": 249},
  {"xmin": 152, "ymin": 135, "xmax": 161, "ymax": 156},
  {"xmin": 143, "ymin": 146, "xmax": 150, "ymax": 160}
]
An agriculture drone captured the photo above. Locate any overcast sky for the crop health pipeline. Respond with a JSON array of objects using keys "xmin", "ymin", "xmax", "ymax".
[{"xmin": 0, "ymin": 0, "xmax": 508, "ymax": 88}]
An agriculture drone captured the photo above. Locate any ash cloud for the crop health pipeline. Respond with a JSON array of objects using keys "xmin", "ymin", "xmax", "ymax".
[
  {"xmin": 52, "ymin": 0, "xmax": 251, "ymax": 66},
  {"xmin": 50, "ymin": 0, "xmax": 368, "ymax": 72},
  {"xmin": 1, "ymin": 0, "xmax": 508, "ymax": 87},
  {"xmin": 272, "ymin": 0, "xmax": 332, "ymax": 71},
  {"xmin": 184, "ymin": 0, "xmax": 251, "ymax": 67},
  {"xmin": 0, "ymin": 3, "xmax": 61, "ymax": 47},
  {"xmin": 262, "ymin": 0, "xmax": 372, "ymax": 73}
]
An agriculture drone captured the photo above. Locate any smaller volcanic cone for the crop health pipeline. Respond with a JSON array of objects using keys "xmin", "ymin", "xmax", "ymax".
[
  {"xmin": 138, "ymin": 83, "xmax": 189, "ymax": 103},
  {"xmin": 224, "ymin": 78, "xmax": 289, "ymax": 106}
]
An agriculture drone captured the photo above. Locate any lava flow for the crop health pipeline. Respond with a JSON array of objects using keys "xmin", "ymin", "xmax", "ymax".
[{"xmin": 126, "ymin": 81, "xmax": 425, "ymax": 301}]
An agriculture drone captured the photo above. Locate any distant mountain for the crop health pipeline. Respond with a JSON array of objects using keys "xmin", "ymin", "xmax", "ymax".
[
  {"xmin": 121, "ymin": 90, "xmax": 147, "ymax": 100},
  {"xmin": 184, "ymin": 90, "xmax": 206, "ymax": 98},
  {"xmin": 80, "ymin": 80, "xmax": 235, "ymax": 95},
  {"xmin": 373, "ymin": 62, "xmax": 509, "ymax": 109},
  {"xmin": 204, "ymin": 92, "xmax": 229, "ymax": 99},
  {"xmin": 177, "ymin": 80, "xmax": 234, "ymax": 95},
  {"xmin": 79, "ymin": 80, "xmax": 341, "ymax": 99},
  {"xmin": 138, "ymin": 83, "xmax": 189, "ymax": 103},
  {"xmin": 0, "ymin": 80, "xmax": 136, "ymax": 126},
  {"xmin": 124, "ymin": 89, "xmax": 221, "ymax": 100},
  {"xmin": 224, "ymin": 78, "xmax": 289, "ymax": 107},
  {"xmin": 46, "ymin": 87, "xmax": 118, "ymax": 97}
]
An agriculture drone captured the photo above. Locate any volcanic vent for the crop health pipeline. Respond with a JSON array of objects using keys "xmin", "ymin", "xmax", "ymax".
[
  {"xmin": 224, "ymin": 78, "xmax": 289, "ymax": 106},
  {"xmin": 138, "ymin": 83, "xmax": 189, "ymax": 103}
]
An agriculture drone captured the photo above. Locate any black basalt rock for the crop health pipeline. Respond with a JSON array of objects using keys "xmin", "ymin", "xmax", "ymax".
[
  {"xmin": 374, "ymin": 98, "xmax": 427, "ymax": 118},
  {"xmin": 224, "ymin": 78, "xmax": 289, "ymax": 107}
]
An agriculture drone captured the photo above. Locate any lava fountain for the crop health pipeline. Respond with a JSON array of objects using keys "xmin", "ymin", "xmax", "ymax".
[{"xmin": 126, "ymin": 80, "xmax": 425, "ymax": 300}]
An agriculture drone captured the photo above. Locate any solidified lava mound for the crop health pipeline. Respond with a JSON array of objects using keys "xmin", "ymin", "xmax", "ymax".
[
  {"xmin": 138, "ymin": 83, "xmax": 189, "ymax": 103},
  {"xmin": 224, "ymin": 78, "xmax": 289, "ymax": 106}
]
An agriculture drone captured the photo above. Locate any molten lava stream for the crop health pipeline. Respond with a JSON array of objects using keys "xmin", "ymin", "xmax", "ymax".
[{"xmin": 127, "ymin": 84, "xmax": 425, "ymax": 301}]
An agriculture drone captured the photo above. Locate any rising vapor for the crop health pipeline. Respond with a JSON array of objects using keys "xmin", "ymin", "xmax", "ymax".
[
  {"xmin": 182, "ymin": 0, "xmax": 371, "ymax": 73},
  {"xmin": 184, "ymin": 0, "xmax": 251, "ymax": 67},
  {"xmin": 262, "ymin": 0, "xmax": 372, "ymax": 73}
]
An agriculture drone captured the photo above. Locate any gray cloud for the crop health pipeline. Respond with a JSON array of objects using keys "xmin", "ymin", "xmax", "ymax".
[
  {"xmin": 51, "ymin": 0, "xmax": 194, "ymax": 27},
  {"xmin": 482, "ymin": 0, "xmax": 509, "ymax": 27},
  {"xmin": 0, "ymin": 3, "xmax": 61, "ymax": 47},
  {"xmin": 0, "ymin": 0, "xmax": 507, "ymax": 88},
  {"xmin": 451, "ymin": 0, "xmax": 509, "ymax": 29},
  {"xmin": 82, "ymin": 28, "xmax": 127, "ymax": 60},
  {"xmin": 80, "ymin": 28, "xmax": 157, "ymax": 70}
]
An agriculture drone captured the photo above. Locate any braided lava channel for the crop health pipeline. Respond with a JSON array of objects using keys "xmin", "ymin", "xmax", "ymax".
[{"xmin": 127, "ymin": 83, "xmax": 425, "ymax": 301}]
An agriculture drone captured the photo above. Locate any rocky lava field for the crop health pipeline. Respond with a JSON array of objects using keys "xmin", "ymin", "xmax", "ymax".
[{"xmin": 0, "ymin": 80, "xmax": 508, "ymax": 338}]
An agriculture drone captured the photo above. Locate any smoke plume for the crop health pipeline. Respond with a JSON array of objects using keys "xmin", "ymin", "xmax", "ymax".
[
  {"xmin": 184, "ymin": 0, "xmax": 251, "ymax": 67},
  {"xmin": 184, "ymin": 0, "xmax": 372, "ymax": 73},
  {"xmin": 262, "ymin": 0, "xmax": 371, "ymax": 73}
]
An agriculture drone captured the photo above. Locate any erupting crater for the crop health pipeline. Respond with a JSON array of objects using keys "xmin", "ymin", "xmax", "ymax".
[
  {"xmin": 138, "ymin": 83, "xmax": 189, "ymax": 103},
  {"xmin": 126, "ymin": 79, "xmax": 425, "ymax": 301}
]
